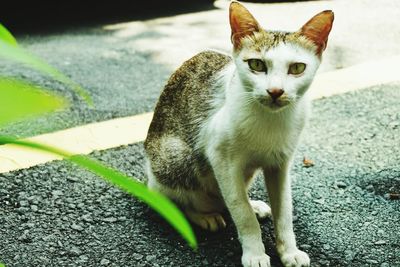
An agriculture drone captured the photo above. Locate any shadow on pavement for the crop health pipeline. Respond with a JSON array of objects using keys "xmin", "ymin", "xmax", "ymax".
[{"xmin": 1, "ymin": 0, "xmax": 216, "ymax": 34}]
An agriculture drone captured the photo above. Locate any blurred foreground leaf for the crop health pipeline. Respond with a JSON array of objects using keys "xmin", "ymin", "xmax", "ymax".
[
  {"xmin": 0, "ymin": 24, "xmax": 17, "ymax": 46},
  {"xmin": 0, "ymin": 78, "xmax": 67, "ymax": 127},
  {"xmin": 0, "ymin": 23, "xmax": 197, "ymax": 250},
  {"xmin": 70, "ymin": 155, "xmax": 197, "ymax": 249},
  {"xmin": 0, "ymin": 24, "xmax": 92, "ymax": 105},
  {"xmin": 0, "ymin": 137, "xmax": 198, "ymax": 249}
]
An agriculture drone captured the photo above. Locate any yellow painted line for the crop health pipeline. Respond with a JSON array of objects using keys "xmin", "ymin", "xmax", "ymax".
[
  {"xmin": 309, "ymin": 55, "xmax": 400, "ymax": 99},
  {"xmin": 0, "ymin": 113, "xmax": 153, "ymax": 173},
  {"xmin": 1, "ymin": 56, "xmax": 399, "ymax": 174}
]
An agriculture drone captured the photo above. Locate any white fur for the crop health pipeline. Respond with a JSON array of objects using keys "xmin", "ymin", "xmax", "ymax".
[
  {"xmin": 147, "ymin": 42, "xmax": 319, "ymax": 267},
  {"xmin": 196, "ymin": 42, "xmax": 319, "ymax": 267},
  {"xmin": 199, "ymin": 43, "xmax": 319, "ymax": 170}
]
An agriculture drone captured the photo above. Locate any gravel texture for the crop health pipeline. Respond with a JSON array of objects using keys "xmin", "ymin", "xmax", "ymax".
[
  {"xmin": 1, "ymin": 2, "xmax": 399, "ymax": 266},
  {"xmin": 1, "ymin": 83, "xmax": 399, "ymax": 267}
]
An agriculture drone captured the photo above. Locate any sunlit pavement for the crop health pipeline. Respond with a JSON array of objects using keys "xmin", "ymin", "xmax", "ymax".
[{"xmin": 0, "ymin": 0, "xmax": 399, "ymax": 266}]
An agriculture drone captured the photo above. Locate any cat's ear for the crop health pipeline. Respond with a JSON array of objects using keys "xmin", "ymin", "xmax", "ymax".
[
  {"xmin": 300, "ymin": 10, "xmax": 334, "ymax": 55},
  {"xmin": 229, "ymin": 1, "xmax": 261, "ymax": 49}
]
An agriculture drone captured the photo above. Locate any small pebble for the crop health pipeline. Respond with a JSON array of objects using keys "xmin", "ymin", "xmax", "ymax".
[
  {"xmin": 300, "ymin": 244, "xmax": 311, "ymax": 250},
  {"xmin": 100, "ymin": 259, "xmax": 110, "ymax": 265},
  {"xmin": 336, "ymin": 181, "xmax": 347, "ymax": 189},
  {"xmin": 19, "ymin": 200, "xmax": 29, "ymax": 207},
  {"xmin": 365, "ymin": 185, "xmax": 374, "ymax": 193},
  {"xmin": 42, "ymin": 235, "xmax": 52, "ymax": 242},
  {"xmin": 319, "ymin": 259, "xmax": 329, "ymax": 265},
  {"xmin": 25, "ymin": 223, "xmax": 35, "ymax": 228},
  {"xmin": 133, "ymin": 253, "xmax": 143, "ymax": 260},
  {"xmin": 344, "ymin": 250, "xmax": 355, "ymax": 261},
  {"xmin": 78, "ymin": 255, "xmax": 89, "ymax": 263},
  {"xmin": 388, "ymin": 121, "xmax": 399, "ymax": 129},
  {"xmin": 52, "ymin": 190, "xmax": 64, "ymax": 198},
  {"xmin": 69, "ymin": 246, "xmax": 82, "ymax": 256},
  {"xmin": 82, "ymin": 214, "xmax": 93, "ymax": 222},
  {"xmin": 374, "ymin": 240, "xmax": 386, "ymax": 245},
  {"xmin": 103, "ymin": 217, "xmax": 117, "ymax": 223},
  {"xmin": 313, "ymin": 198, "xmax": 325, "ymax": 204},
  {"xmin": 18, "ymin": 234, "xmax": 31, "ymax": 243},
  {"xmin": 67, "ymin": 176, "xmax": 79, "ymax": 182},
  {"xmin": 30, "ymin": 205, "xmax": 38, "ymax": 212},
  {"xmin": 71, "ymin": 223, "xmax": 84, "ymax": 231},
  {"xmin": 146, "ymin": 255, "xmax": 156, "ymax": 261}
]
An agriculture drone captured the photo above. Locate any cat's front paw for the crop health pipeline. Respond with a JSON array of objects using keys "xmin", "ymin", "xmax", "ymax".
[
  {"xmin": 242, "ymin": 252, "xmax": 270, "ymax": 267},
  {"xmin": 185, "ymin": 210, "xmax": 226, "ymax": 232},
  {"xmin": 250, "ymin": 200, "xmax": 271, "ymax": 220},
  {"xmin": 280, "ymin": 249, "xmax": 310, "ymax": 267}
]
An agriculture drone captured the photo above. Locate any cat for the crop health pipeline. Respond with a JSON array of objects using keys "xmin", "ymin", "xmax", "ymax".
[{"xmin": 144, "ymin": 1, "xmax": 333, "ymax": 267}]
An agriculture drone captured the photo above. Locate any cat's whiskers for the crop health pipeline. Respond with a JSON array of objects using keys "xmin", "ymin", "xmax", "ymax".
[
  {"xmin": 239, "ymin": 85, "xmax": 298, "ymax": 113},
  {"xmin": 234, "ymin": 88, "xmax": 256, "ymax": 103}
]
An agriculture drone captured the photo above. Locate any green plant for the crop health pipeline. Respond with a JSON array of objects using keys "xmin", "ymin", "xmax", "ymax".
[
  {"xmin": 0, "ymin": 24, "xmax": 197, "ymax": 249},
  {"xmin": 0, "ymin": 24, "xmax": 91, "ymax": 105},
  {"xmin": 0, "ymin": 78, "xmax": 67, "ymax": 127}
]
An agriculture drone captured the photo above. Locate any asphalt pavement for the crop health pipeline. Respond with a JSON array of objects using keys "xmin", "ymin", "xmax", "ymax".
[
  {"xmin": 0, "ymin": 31, "xmax": 170, "ymax": 138},
  {"xmin": 1, "ymin": 0, "xmax": 399, "ymax": 266},
  {"xmin": 1, "ymin": 83, "xmax": 399, "ymax": 267}
]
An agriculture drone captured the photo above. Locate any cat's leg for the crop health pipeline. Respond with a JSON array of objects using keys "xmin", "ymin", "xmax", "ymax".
[
  {"xmin": 209, "ymin": 155, "xmax": 270, "ymax": 267},
  {"xmin": 148, "ymin": 162, "xmax": 226, "ymax": 231},
  {"xmin": 264, "ymin": 164, "xmax": 310, "ymax": 267},
  {"xmin": 250, "ymin": 200, "xmax": 271, "ymax": 220},
  {"xmin": 146, "ymin": 140, "xmax": 226, "ymax": 232},
  {"xmin": 245, "ymin": 170, "xmax": 272, "ymax": 220},
  {"xmin": 184, "ymin": 188, "xmax": 227, "ymax": 232}
]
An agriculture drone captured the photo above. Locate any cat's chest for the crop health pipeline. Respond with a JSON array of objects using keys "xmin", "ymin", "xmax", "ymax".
[
  {"xmin": 233, "ymin": 118, "xmax": 296, "ymax": 161},
  {"xmin": 201, "ymin": 103, "xmax": 305, "ymax": 166}
]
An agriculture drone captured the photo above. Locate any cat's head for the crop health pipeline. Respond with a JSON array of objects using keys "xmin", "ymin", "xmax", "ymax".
[{"xmin": 229, "ymin": 1, "xmax": 333, "ymax": 111}]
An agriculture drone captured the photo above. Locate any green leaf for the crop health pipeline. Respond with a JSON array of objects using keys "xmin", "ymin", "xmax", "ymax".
[
  {"xmin": 0, "ymin": 77, "xmax": 67, "ymax": 127},
  {"xmin": 0, "ymin": 137, "xmax": 198, "ymax": 249},
  {"xmin": 0, "ymin": 23, "xmax": 17, "ymax": 46},
  {"xmin": 0, "ymin": 36, "xmax": 92, "ymax": 105},
  {"xmin": 69, "ymin": 155, "xmax": 198, "ymax": 249},
  {"xmin": 0, "ymin": 262, "xmax": 5, "ymax": 267}
]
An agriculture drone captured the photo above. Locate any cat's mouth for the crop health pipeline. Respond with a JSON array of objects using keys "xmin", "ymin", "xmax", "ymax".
[{"xmin": 257, "ymin": 97, "xmax": 291, "ymax": 111}]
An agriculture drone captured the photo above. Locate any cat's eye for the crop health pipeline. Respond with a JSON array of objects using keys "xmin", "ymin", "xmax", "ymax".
[
  {"xmin": 288, "ymin": 63, "xmax": 306, "ymax": 75},
  {"xmin": 247, "ymin": 59, "xmax": 267, "ymax": 72}
]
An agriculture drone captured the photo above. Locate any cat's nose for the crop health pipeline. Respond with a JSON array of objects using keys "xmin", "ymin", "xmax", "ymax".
[{"xmin": 267, "ymin": 88, "xmax": 284, "ymax": 100}]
